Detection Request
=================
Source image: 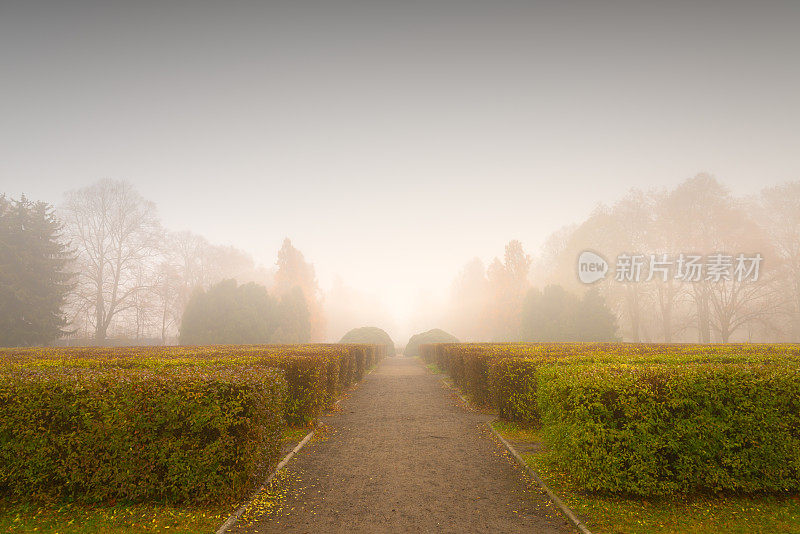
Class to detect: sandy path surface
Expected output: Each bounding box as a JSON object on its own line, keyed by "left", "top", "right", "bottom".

{"left": 231, "top": 356, "right": 572, "bottom": 534}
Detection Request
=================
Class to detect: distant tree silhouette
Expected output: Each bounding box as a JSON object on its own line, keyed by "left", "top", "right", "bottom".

{"left": 62, "top": 179, "right": 162, "bottom": 343}
{"left": 486, "top": 240, "right": 531, "bottom": 340}
{"left": 274, "top": 238, "right": 325, "bottom": 341}
{"left": 179, "top": 279, "right": 310, "bottom": 345}
{"left": 0, "top": 195, "right": 74, "bottom": 346}
{"left": 519, "top": 285, "right": 618, "bottom": 342}
{"left": 273, "top": 286, "right": 311, "bottom": 344}
{"left": 760, "top": 182, "right": 800, "bottom": 340}
{"left": 447, "top": 258, "right": 491, "bottom": 340}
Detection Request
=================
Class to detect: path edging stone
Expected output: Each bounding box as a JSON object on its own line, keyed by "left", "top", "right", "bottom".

{"left": 214, "top": 422, "right": 320, "bottom": 534}
{"left": 487, "top": 423, "right": 594, "bottom": 534}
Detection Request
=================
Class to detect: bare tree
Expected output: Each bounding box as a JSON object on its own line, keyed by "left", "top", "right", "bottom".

{"left": 608, "top": 191, "right": 656, "bottom": 342}
{"left": 151, "top": 261, "right": 183, "bottom": 343}
{"left": 707, "top": 273, "right": 782, "bottom": 342}
{"left": 662, "top": 174, "right": 734, "bottom": 342}
{"left": 759, "top": 182, "right": 800, "bottom": 340}
{"left": 564, "top": 192, "right": 656, "bottom": 342}
{"left": 62, "top": 179, "right": 162, "bottom": 343}
{"left": 543, "top": 175, "right": 789, "bottom": 343}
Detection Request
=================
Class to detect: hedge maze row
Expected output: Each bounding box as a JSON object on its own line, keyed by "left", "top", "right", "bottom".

{"left": 420, "top": 342, "right": 800, "bottom": 496}
{"left": 0, "top": 343, "right": 385, "bottom": 504}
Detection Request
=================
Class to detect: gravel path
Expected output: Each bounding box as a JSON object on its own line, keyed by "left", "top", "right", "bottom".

{"left": 231, "top": 356, "right": 573, "bottom": 534}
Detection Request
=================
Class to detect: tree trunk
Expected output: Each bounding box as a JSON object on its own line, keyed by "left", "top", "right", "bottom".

{"left": 794, "top": 284, "right": 800, "bottom": 342}
{"left": 695, "top": 284, "right": 711, "bottom": 343}
{"left": 95, "top": 285, "right": 106, "bottom": 343}
{"left": 95, "top": 322, "right": 107, "bottom": 343}
{"left": 659, "top": 280, "right": 673, "bottom": 343}
{"left": 720, "top": 326, "right": 731, "bottom": 343}
{"left": 161, "top": 304, "right": 168, "bottom": 344}
{"left": 627, "top": 285, "right": 640, "bottom": 342}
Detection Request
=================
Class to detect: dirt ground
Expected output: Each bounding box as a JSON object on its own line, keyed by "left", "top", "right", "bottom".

{"left": 230, "top": 356, "right": 573, "bottom": 534}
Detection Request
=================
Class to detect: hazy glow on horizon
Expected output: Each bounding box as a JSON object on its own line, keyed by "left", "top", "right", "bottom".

{"left": 2, "top": 1, "right": 799, "bottom": 340}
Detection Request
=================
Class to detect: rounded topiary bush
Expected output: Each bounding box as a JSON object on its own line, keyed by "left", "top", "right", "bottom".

{"left": 339, "top": 326, "right": 396, "bottom": 357}
{"left": 404, "top": 328, "right": 459, "bottom": 358}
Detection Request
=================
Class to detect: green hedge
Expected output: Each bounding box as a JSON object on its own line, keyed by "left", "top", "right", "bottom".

{"left": 163, "top": 345, "right": 349, "bottom": 424}
{"left": 0, "top": 343, "right": 384, "bottom": 504}
{"left": 404, "top": 329, "right": 459, "bottom": 358}
{"left": 538, "top": 364, "right": 800, "bottom": 495}
{"left": 422, "top": 342, "right": 800, "bottom": 496}
{"left": 488, "top": 358, "right": 540, "bottom": 423}
{"left": 267, "top": 353, "right": 329, "bottom": 425}
{"left": 0, "top": 365, "right": 287, "bottom": 504}
{"left": 339, "top": 327, "right": 396, "bottom": 357}
{"left": 420, "top": 344, "right": 504, "bottom": 406}
{"left": 0, "top": 344, "right": 382, "bottom": 426}
{"left": 423, "top": 342, "right": 800, "bottom": 422}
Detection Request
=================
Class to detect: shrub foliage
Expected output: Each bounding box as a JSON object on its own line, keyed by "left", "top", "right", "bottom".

{"left": 420, "top": 342, "right": 800, "bottom": 496}
{"left": 0, "top": 195, "right": 73, "bottom": 346}
{"left": 179, "top": 280, "right": 311, "bottom": 345}
{"left": 0, "top": 343, "right": 383, "bottom": 504}
{"left": 339, "top": 326, "right": 396, "bottom": 357}
{"left": 404, "top": 328, "right": 458, "bottom": 358}
{"left": 0, "top": 365, "right": 286, "bottom": 504}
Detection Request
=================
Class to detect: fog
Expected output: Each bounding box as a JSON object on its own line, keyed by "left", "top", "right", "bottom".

{"left": 1, "top": 1, "right": 799, "bottom": 345}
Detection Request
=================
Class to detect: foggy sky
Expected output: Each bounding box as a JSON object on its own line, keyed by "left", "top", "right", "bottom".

{"left": 2, "top": 1, "right": 799, "bottom": 337}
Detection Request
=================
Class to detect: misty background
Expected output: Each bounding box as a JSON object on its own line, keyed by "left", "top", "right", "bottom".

{"left": 1, "top": 1, "right": 799, "bottom": 344}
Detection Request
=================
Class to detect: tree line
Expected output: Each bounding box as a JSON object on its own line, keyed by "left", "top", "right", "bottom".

{"left": 0, "top": 179, "right": 324, "bottom": 346}
{"left": 444, "top": 174, "right": 800, "bottom": 343}
{"left": 444, "top": 240, "right": 619, "bottom": 342}
{"left": 5, "top": 173, "right": 799, "bottom": 346}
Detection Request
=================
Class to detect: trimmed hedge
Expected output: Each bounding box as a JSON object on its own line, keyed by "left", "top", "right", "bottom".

{"left": 339, "top": 327, "right": 396, "bottom": 357}
{"left": 422, "top": 342, "right": 800, "bottom": 418}
{"left": 0, "top": 365, "right": 286, "bottom": 504}
{"left": 0, "top": 343, "right": 383, "bottom": 425}
{"left": 420, "top": 342, "right": 800, "bottom": 496}
{"left": 0, "top": 343, "right": 384, "bottom": 503}
{"left": 538, "top": 363, "right": 800, "bottom": 495}
{"left": 488, "top": 357, "right": 540, "bottom": 423}
{"left": 404, "top": 329, "right": 458, "bottom": 358}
